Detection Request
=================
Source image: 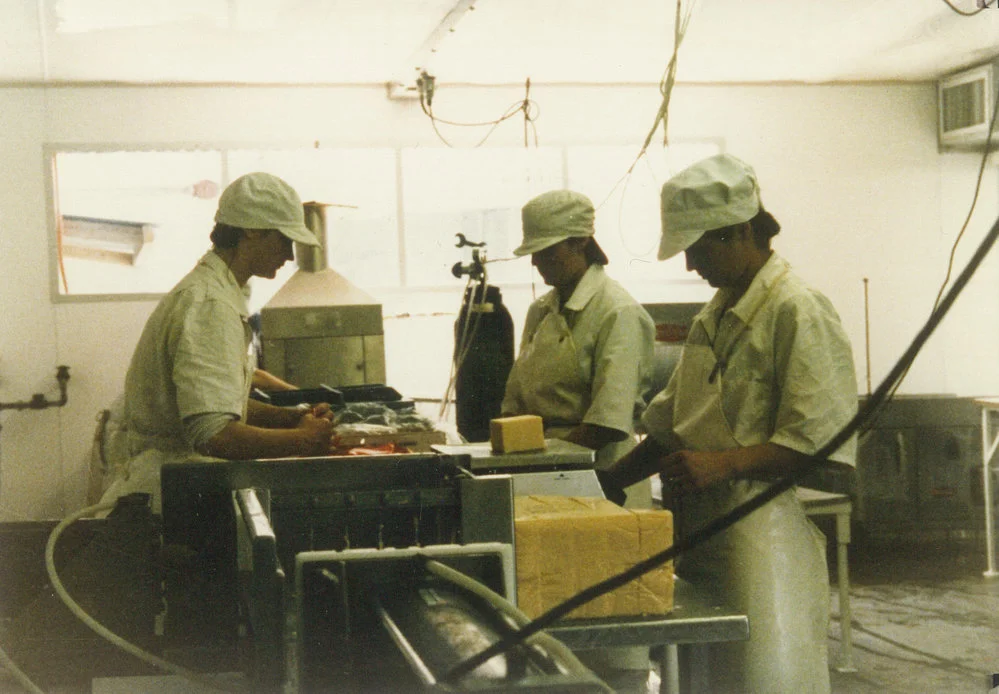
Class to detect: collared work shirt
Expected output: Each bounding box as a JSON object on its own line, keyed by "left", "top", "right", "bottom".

{"left": 121, "top": 250, "right": 252, "bottom": 457}
{"left": 502, "top": 264, "right": 655, "bottom": 437}
{"left": 643, "top": 253, "right": 858, "bottom": 466}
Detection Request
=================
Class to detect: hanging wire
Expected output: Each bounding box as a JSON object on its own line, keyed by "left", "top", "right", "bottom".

{"left": 632, "top": 0, "right": 696, "bottom": 168}
{"left": 593, "top": 0, "right": 695, "bottom": 259}
{"left": 939, "top": 0, "right": 989, "bottom": 16}
{"left": 860, "top": 76, "right": 999, "bottom": 435}
{"left": 419, "top": 75, "right": 540, "bottom": 149}
{"left": 438, "top": 264, "right": 491, "bottom": 424}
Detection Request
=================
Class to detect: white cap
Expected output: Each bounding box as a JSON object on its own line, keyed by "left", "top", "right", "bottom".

{"left": 215, "top": 172, "right": 320, "bottom": 247}
{"left": 516, "top": 190, "right": 597, "bottom": 256}
{"left": 658, "top": 154, "right": 761, "bottom": 260}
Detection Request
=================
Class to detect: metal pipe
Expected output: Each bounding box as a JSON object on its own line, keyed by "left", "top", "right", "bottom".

{"left": 863, "top": 278, "right": 871, "bottom": 396}
{"left": 297, "top": 202, "right": 329, "bottom": 273}
{"left": 981, "top": 406, "right": 999, "bottom": 578}
{"left": 0, "top": 366, "right": 71, "bottom": 412}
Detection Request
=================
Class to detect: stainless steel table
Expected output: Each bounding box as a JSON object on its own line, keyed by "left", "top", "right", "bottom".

{"left": 546, "top": 578, "right": 748, "bottom": 694}
{"left": 432, "top": 439, "right": 604, "bottom": 497}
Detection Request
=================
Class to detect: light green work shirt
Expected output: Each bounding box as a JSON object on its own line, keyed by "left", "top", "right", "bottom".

{"left": 121, "top": 250, "right": 253, "bottom": 457}
{"left": 643, "top": 253, "right": 858, "bottom": 466}
{"left": 502, "top": 264, "right": 656, "bottom": 437}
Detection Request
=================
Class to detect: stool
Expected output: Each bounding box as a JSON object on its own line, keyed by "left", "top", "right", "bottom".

{"left": 795, "top": 486, "right": 856, "bottom": 673}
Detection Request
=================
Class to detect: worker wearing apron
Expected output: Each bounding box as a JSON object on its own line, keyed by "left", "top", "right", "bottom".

{"left": 603, "top": 154, "right": 857, "bottom": 693}
{"left": 500, "top": 189, "right": 656, "bottom": 504}
{"left": 500, "top": 190, "right": 656, "bottom": 691}
{"left": 100, "top": 173, "right": 335, "bottom": 513}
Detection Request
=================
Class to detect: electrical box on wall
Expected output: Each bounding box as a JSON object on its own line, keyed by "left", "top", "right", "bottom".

{"left": 938, "top": 58, "right": 999, "bottom": 151}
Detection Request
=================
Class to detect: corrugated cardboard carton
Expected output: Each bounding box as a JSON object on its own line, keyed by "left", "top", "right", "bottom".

{"left": 514, "top": 495, "right": 673, "bottom": 620}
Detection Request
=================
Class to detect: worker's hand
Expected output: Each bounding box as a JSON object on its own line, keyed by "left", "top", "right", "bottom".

{"left": 595, "top": 469, "right": 628, "bottom": 506}
{"left": 297, "top": 414, "right": 335, "bottom": 456}
{"left": 661, "top": 450, "right": 735, "bottom": 493}
{"left": 308, "top": 402, "right": 336, "bottom": 422}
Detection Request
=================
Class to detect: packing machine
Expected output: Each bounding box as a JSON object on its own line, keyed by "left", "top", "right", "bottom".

{"left": 157, "top": 452, "right": 607, "bottom": 693}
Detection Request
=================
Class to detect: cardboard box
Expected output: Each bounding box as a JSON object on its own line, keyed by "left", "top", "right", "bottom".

{"left": 514, "top": 495, "right": 673, "bottom": 620}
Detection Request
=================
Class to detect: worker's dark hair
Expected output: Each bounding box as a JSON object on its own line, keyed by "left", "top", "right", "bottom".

{"left": 583, "top": 237, "right": 609, "bottom": 266}
{"left": 749, "top": 207, "right": 780, "bottom": 249}
{"left": 210, "top": 223, "right": 244, "bottom": 249}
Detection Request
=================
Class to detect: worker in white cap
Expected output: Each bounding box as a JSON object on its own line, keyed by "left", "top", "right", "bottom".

{"left": 501, "top": 189, "right": 655, "bottom": 478}
{"left": 501, "top": 189, "right": 656, "bottom": 690}
{"left": 602, "top": 153, "right": 858, "bottom": 693}
{"left": 101, "top": 172, "right": 335, "bottom": 513}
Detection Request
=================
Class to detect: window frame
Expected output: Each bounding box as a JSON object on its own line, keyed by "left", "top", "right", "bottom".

{"left": 44, "top": 138, "right": 724, "bottom": 304}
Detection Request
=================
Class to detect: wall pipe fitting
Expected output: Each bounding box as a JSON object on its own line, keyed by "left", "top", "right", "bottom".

{"left": 0, "top": 365, "right": 71, "bottom": 412}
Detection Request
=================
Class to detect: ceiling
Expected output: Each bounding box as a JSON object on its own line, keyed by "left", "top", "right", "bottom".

{"left": 2, "top": 0, "right": 999, "bottom": 87}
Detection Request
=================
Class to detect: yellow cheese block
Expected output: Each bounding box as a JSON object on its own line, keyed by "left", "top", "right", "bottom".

{"left": 514, "top": 495, "right": 673, "bottom": 619}
{"left": 490, "top": 415, "right": 546, "bottom": 454}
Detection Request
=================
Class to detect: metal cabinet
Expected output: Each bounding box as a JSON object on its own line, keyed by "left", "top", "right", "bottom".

{"left": 856, "top": 395, "right": 989, "bottom": 538}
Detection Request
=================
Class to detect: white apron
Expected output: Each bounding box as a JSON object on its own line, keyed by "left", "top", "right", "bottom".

{"left": 506, "top": 310, "right": 648, "bottom": 505}
{"left": 670, "top": 335, "right": 831, "bottom": 693}
{"left": 100, "top": 351, "right": 255, "bottom": 515}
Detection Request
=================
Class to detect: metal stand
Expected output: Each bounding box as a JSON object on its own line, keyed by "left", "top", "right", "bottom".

{"left": 797, "top": 487, "right": 856, "bottom": 673}
{"left": 546, "top": 579, "right": 749, "bottom": 694}
{"left": 975, "top": 399, "right": 999, "bottom": 579}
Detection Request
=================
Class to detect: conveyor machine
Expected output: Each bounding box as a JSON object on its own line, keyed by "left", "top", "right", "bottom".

{"left": 159, "top": 453, "right": 606, "bottom": 693}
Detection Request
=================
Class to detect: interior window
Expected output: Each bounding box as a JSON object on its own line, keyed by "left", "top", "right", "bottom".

{"left": 53, "top": 149, "right": 223, "bottom": 296}
{"left": 48, "top": 142, "right": 718, "bottom": 302}
{"left": 567, "top": 141, "right": 722, "bottom": 301}
{"left": 399, "top": 147, "right": 564, "bottom": 288}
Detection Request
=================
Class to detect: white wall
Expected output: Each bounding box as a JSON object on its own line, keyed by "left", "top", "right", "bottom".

{"left": 0, "top": 82, "right": 995, "bottom": 521}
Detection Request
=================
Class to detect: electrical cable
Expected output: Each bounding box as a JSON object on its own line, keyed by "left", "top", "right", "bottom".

{"left": 440, "top": 269, "right": 490, "bottom": 422}
{"left": 443, "top": 188, "right": 999, "bottom": 685}
{"left": 440, "top": 268, "right": 490, "bottom": 424}
{"left": 633, "top": 0, "right": 695, "bottom": 163}
{"left": 844, "top": 591, "right": 999, "bottom": 628}
{"left": 439, "top": 275, "right": 474, "bottom": 421}
{"left": 45, "top": 501, "right": 242, "bottom": 693}
{"left": 939, "top": 0, "right": 988, "bottom": 16}
{"left": 419, "top": 78, "right": 540, "bottom": 149}
{"left": 840, "top": 620, "right": 987, "bottom": 677}
{"left": 593, "top": 0, "right": 694, "bottom": 259}
{"left": 0, "top": 643, "right": 44, "bottom": 694}
{"left": 421, "top": 558, "right": 612, "bottom": 692}
{"left": 860, "top": 70, "right": 999, "bottom": 434}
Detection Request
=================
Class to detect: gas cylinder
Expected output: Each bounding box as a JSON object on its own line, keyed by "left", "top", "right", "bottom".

{"left": 453, "top": 284, "right": 515, "bottom": 443}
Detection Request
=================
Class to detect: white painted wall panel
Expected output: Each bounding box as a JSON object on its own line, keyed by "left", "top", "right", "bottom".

{"left": 0, "top": 82, "right": 994, "bottom": 520}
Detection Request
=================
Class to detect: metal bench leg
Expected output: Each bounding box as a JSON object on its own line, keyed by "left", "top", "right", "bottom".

{"left": 658, "top": 644, "right": 680, "bottom": 694}
{"left": 834, "top": 510, "right": 856, "bottom": 672}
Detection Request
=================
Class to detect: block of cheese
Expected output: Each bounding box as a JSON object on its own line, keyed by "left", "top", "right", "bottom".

{"left": 514, "top": 495, "right": 673, "bottom": 620}
{"left": 490, "top": 415, "right": 546, "bottom": 454}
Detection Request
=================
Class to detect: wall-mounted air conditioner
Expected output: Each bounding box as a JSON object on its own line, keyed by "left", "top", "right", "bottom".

{"left": 938, "top": 58, "right": 999, "bottom": 151}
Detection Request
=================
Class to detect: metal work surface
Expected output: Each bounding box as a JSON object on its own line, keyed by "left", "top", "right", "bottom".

{"left": 545, "top": 578, "right": 748, "bottom": 650}
{"left": 432, "top": 438, "right": 595, "bottom": 472}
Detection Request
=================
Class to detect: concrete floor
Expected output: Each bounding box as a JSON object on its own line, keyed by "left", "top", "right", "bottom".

{"left": 827, "top": 535, "right": 999, "bottom": 694}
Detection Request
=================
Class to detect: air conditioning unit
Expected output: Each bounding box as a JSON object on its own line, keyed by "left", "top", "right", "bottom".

{"left": 938, "top": 58, "right": 999, "bottom": 151}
